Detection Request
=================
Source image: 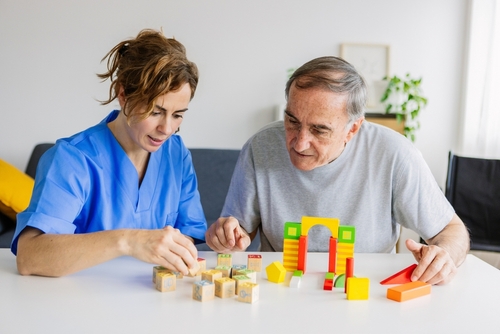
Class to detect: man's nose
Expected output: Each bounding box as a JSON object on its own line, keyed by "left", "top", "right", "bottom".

{"left": 293, "top": 127, "right": 311, "bottom": 152}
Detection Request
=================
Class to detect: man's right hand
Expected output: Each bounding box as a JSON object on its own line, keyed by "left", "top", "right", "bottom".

{"left": 205, "top": 217, "right": 251, "bottom": 253}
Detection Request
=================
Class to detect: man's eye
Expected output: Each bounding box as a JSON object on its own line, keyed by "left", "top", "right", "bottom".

{"left": 312, "top": 128, "right": 328, "bottom": 136}
{"left": 174, "top": 114, "right": 184, "bottom": 119}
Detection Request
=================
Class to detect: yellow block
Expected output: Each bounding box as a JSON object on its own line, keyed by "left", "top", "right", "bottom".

{"left": 347, "top": 277, "right": 370, "bottom": 300}
{"left": 266, "top": 261, "right": 286, "bottom": 283}
{"left": 301, "top": 216, "right": 339, "bottom": 237}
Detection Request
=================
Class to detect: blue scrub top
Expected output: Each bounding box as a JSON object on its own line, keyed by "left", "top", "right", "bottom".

{"left": 11, "top": 110, "right": 207, "bottom": 254}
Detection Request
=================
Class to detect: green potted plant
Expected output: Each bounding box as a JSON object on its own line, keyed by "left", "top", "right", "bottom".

{"left": 380, "top": 73, "right": 428, "bottom": 142}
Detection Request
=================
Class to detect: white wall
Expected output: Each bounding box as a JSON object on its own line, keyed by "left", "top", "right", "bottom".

{"left": 0, "top": 0, "right": 467, "bottom": 189}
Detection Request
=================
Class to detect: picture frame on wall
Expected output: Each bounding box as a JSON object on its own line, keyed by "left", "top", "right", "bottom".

{"left": 340, "top": 43, "right": 390, "bottom": 112}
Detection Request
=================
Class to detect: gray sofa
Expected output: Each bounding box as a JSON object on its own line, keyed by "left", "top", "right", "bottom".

{"left": 0, "top": 143, "right": 54, "bottom": 248}
{"left": 0, "top": 144, "right": 260, "bottom": 251}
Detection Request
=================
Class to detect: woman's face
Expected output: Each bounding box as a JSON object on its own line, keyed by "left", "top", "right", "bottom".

{"left": 119, "top": 83, "right": 192, "bottom": 153}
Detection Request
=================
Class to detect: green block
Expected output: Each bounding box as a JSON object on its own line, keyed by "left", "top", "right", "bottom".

{"left": 284, "top": 222, "right": 301, "bottom": 240}
{"left": 334, "top": 273, "right": 345, "bottom": 288}
{"left": 338, "top": 225, "right": 356, "bottom": 244}
{"left": 325, "top": 272, "right": 335, "bottom": 280}
{"left": 293, "top": 270, "right": 303, "bottom": 277}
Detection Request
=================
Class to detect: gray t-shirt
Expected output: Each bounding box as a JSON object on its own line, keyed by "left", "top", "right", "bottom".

{"left": 222, "top": 121, "right": 454, "bottom": 253}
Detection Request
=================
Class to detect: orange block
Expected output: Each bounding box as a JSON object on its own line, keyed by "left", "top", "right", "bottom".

{"left": 387, "top": 281, "right": 431, "bottom": 302}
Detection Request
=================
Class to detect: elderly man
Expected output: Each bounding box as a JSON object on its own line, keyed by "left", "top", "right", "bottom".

{"left": 206, "top": 56, "right": 469, "bottom": 285}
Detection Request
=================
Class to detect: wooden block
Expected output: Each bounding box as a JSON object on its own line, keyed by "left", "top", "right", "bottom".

{"left": 283, "top": 239, "right": 299, "bottom": 271}
{"left": 233, "top": 275, "right": 252, "bottom": 295}
{"left": 289, "top": 272, "right": 302, "bottom": 288}
{"left": 266, "top": 261, "right": 286, "bottom": 283}
{"left": 380, "top": 264, "right": 418, "bottom": 285}
{"left": 231, "top": 265, "right": 247, "bottom": 277}
{"left": 168, "top": 270, "right": 184, "bottom": 279}
{"left": 215, "top": 265, "right": 232, "bottom": 278}
{"left": 347, "top": 277, "right": 370, "bottom": 300}
{"left": 247, "top": 254, "right": 262, "bottom": 272}
{"left": 345, "top": 257, "right": 354, "bottom": 293}
{"left": 201, "top": 269, "right": 223, "bottom": 283}
{"left": 197, "top": 258, "right": 207, "bottom": 274}
{"left": 237, "top": 282, "right": 259, "bottom": 303}
{"left": 387, "top": 281, "right": 431, "bottom": 302}
{"left": 297, "top": 235, "right": 308, "bottom": 274}
{"left": 336, "top": 243, "right": 354, "bottom": 274}
{"left": 215, "top": 277, "right": 236, "bottom": 298}
{"left": 217, "top": 254, "right": 232, "bottom": 267}
{"left": 155, "top": 272, "right": 176, "bottom": 292}
{"left": 186, "top": 258, "right": 202, "bottom": 277}
{"left": 192, "top": 280, "right": 215, "bottom": 302}
{"left": 237, "top": 269, "right": 257, "bottom": 283}
{"left": 334, "top": 273, "right": 345, "bottom": 288}
{"left": 153, "top": 266, "right": 170, "bottom": 284}
{"left": 328, "top": 237, "right": 338, "bottom": 273}
{"left": 338, "top": 225, "right": 356, "bottom": 244}
{"left": 323, "top": 279, "right": 334, "bottom": 291}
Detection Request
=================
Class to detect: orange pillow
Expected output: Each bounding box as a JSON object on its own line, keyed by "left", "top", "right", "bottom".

{"left": 0, "top": 159, "right": 34, "bottom": 220}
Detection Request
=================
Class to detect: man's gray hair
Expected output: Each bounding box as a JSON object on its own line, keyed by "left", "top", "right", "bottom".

{"left": 285, "top": 56, "right": 367, "bottom": 123}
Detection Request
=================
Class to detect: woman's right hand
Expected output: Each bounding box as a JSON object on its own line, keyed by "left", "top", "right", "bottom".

{"left": 125, "top": 226, "right": 199, "bottom": 275}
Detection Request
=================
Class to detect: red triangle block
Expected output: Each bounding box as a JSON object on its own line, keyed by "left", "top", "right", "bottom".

{"left": 380, "top": 263, "right": 417, "bottom": 285}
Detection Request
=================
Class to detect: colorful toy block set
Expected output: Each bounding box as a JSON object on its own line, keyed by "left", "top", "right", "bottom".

{"left": 151, "top": 216, "right": 431, "bottom": 304}
{"left": 153, "top": 253, "right": 262, "bottom": 304}
{"left": 272, "top": 216, "right": 431, "bottom": 302}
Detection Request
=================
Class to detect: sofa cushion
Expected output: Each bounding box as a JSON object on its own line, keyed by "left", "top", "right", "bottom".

{"left": 0, "top": 159, "right": 34, "bottom": 221}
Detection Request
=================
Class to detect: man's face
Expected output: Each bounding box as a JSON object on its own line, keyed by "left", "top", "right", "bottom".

{"left": 284, "top": 84, "right": 363, "bottom": 171}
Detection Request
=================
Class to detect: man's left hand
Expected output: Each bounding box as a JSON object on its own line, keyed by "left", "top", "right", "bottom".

{"left": 405, "top": 239, "right": 458, "bottom": 285}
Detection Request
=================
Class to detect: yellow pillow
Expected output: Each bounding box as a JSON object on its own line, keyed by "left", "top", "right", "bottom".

{"left": 0, "top": 159, "right": 34, "bottom": 220}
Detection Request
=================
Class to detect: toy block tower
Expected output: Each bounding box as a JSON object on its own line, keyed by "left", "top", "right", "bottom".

{"left": 214, "top": 277, "right": 236, "bottom": 298}
{"left": 283, "top": 222, "right": 301, "bottom": 271}
{"left": 192, "top": 280, "right": 215, "bottom": 302}
{"left": 155, "top": 272, "right": 176, "bottom": 292}
{"left": 336, "top": 226, "right": 355, "bottom": 274}
{"left": 247, "top": 254, "right": 262, "bottom": 272}
{"left": 237, "top": 282, "right": 259, "bottom": 303}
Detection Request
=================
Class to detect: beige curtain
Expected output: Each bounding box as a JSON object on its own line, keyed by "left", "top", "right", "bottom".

{"left": 460, "top": 0, "right": 500, "bottom": 158}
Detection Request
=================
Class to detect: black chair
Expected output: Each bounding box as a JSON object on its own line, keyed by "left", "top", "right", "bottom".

{"left": 445, "top": 151, "right": 500, "bottom": 252}
{"left": 0, "top": 143, "right": 55, "bottom": 248}
{"left": 190, "top": 148, "right": 260, "bottom": 251}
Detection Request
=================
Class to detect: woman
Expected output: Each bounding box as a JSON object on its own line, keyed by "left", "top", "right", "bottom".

{"left": 12, "top": 29, "right": 207, "bottom": 277}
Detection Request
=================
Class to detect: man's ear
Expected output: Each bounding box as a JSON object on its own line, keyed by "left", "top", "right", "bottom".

{"left": 344, "top": 117, "right": 364, "bottom": 144}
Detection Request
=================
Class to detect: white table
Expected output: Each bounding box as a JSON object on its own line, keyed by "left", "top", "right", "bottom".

{"left": 1, "top": 250, "right": 498, "bottom": 333}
